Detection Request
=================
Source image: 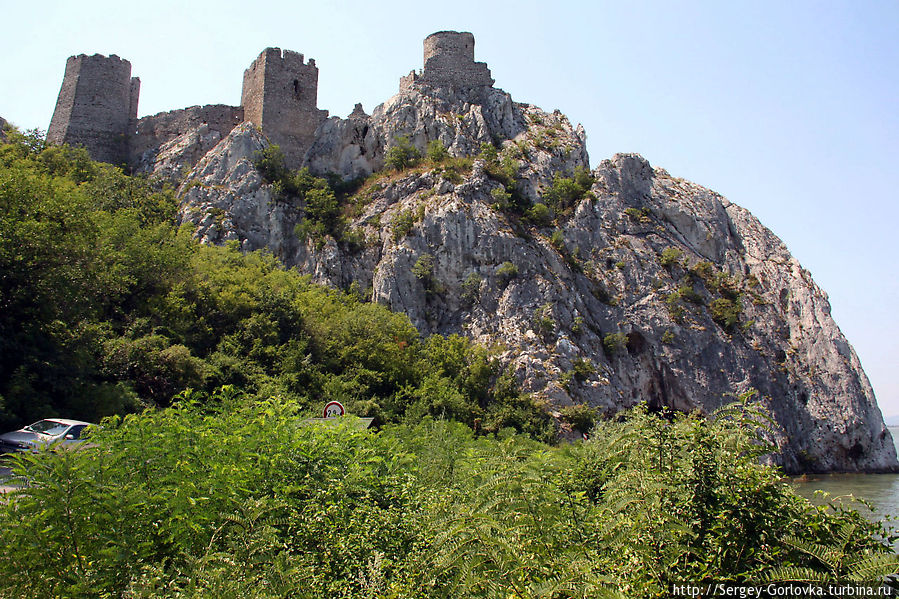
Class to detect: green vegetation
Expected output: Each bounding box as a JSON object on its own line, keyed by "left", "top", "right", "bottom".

{"left": 391, "top": 207, "right": 417, "bottom": 241}
{"left": 711, "top": 297, "right": 743, "bottom": 332}
{"left": 542, "top": 166, "right": 593, "bottom": 216}
{"left": 603, "top": 332, "right": 628, "bottom": 357}
{"left": 426, "top": 138, "right": 449, "bottom": 162}
{"left": 385, "top": 135, "right": 422, "bottom": 170}
{"left": 253, "top": 145, "right": 352, "bottom": 249}
{"left": 571, "top": 357, "right": 595, "bottom": 380}
{"left": 532, "top": 303, "right": 555, "bottom": 339}
{"left": 559, "top": 403, "right": 598, "bottom": 433}
{"left": 658, "top": 252, "right": 747, "bottom": 332}
{"left": 659, "top": 246, "right": 684, "bottom": 268}
{"left": 3, "top": 130, "right": 896, "bottom": 599}
{"left": 0, "top": 131, "right": 546, "bottom": 436}
{"left": 479, "top": 142, "right": 527, "bottom": 214}
{"left": 624, "top": 206, "right": 652, "bottom": 222}
{"left": 460, "top": 272, "right": 482, "bottom": 306}
{"left": 496, "top": 261, "right": 519, "bottom": 287}
{"left": 524, "top": 201, "right": 552, "bottom": 226}
{"left": 2, "top": 393, "right": 894, "bottom": 598}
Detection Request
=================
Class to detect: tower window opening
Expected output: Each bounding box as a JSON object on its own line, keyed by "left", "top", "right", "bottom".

{"left": 293, "top": 79, "right": 300, "bottom": 99}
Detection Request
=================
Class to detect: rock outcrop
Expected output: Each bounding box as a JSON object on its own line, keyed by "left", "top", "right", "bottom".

{"left": 144, "top": 35, "right": 897, "bottom": 474}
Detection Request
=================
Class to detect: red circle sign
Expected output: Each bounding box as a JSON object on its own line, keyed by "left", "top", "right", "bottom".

{"left": 322, "top": 401, "right": 345, "bottom": 418}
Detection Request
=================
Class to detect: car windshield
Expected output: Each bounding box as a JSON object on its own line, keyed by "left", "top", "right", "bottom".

{"left": 25, "top": 420, "right": 70, "bottom": 436}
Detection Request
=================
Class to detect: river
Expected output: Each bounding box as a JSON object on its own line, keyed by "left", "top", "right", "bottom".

{"left": 791, "top": 426, "right": 899, "bottom": 535}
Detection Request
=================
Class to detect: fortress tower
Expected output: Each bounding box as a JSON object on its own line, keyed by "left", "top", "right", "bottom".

{"left": 46, "top": 54, "right": 139, "bottom": 164}
{"left": 400, "top": 31, "right": 494, "bottom": 94}
{"left": 241, "top": 48, "right": 328, "bottom": 168}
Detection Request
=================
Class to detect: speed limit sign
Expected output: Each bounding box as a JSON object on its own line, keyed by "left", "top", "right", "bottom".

{"left": 322, "top": 401, "right": 345, "bottom": 418}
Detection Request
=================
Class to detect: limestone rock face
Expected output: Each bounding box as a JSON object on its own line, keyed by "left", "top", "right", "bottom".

{"left": 170, "top": 85, "right": 895, "bottom": 474}
{"left": 134, "top": 123, "right": 230, "bottom": 185}
{"left": 305, "top": 86, "right": 588, "bottom": 201}
{"left": 176, "top": 123, "right": 302, "bottom": 262}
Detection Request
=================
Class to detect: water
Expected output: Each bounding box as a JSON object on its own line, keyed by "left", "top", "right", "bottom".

{"left": 791, "top": 426, "right": 899, "bottom": 533}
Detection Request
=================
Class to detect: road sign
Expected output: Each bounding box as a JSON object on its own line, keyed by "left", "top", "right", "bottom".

{"left": 322, "top": 401, "right": 345, "bottom": 418}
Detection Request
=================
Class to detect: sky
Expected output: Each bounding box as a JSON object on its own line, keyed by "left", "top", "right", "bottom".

{"left": 2, "top": 1, "right": 897, "bottom": 417}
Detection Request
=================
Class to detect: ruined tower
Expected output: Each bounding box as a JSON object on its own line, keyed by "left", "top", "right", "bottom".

{"left": 241, "top": 48, "right": 328, "bottom": 168}
{"left": 46, "top": 54, "right": 139, "bottom": 164}
{"left": 400, "top": 31, "right": 494, "bottom": 93}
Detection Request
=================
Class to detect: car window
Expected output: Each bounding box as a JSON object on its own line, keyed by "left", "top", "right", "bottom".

{"left": 67, "top": 425, "right": 86, "bottom": 440}
{"left": 26, "top": 420, "right": 69, "bottom": 436}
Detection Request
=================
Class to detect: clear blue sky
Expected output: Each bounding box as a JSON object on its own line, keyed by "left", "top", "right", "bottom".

{"left": 3, "top": 1, "right": 897, "bottom": 417}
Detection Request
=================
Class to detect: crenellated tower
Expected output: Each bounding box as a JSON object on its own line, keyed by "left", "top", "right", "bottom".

{"left": 46, "top": 54, "right": 139, "bottom": 164}
{"left": 241, "top": 48, "right": 328, "bottom": 168}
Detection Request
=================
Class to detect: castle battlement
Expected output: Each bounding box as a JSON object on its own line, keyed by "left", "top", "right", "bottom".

{"left": 46, "top": 32, "right": 493, "bottom": 169}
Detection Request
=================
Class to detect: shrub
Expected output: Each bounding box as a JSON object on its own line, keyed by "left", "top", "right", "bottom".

{"left": 426, "top": 139, "right": 449, "bottom": 163}
{"left": 603, "top": 332, "right": 628, "bottom": 357}
{"left": 543, "top": 166, "right": 593, "bottom": 215}
{"left": 678, "top": 284, "right": 704, "bottom": 305}
{"left": 624, "top": 207, "right": 651, "bottom": 222}
{"left": 549, "top": 229, "right": 565, "bottom": 251}
{"left": 391, "top": 208, "right": 416, "bottom": 241}
{"left": 710, "top": 297, "right": 742, "bottom": 332}
{"left": 560, "top": 403, "right": 598, "bottom": 434}
{"left": 659, "top": 247, "right": 684, "bottom": 268}
{"left": 496, "top": 261, "right": 519, "bottom": 287}
{"left": 524, "top": 202, "right": 552, "bottom": 226}
{"left": 490, "top": 186, "right": 512, "bottom": 210}
{"left": 532, "top": 303, "right": 555, "bottom": 339}
{"left": 460, "top": 272, "right": 482, "bottom": 306}
{"left": 571, "top": 357, "right": 595, "bottom": 381}
{"left": 412, "top": 253, "right": 435, "bottom": 283}
{"left": 385, "top": 135, "right": 421, "bottom": 170}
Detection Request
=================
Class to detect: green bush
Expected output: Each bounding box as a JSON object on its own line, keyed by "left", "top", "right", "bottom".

{"left": 711, "top": 297, "right": 742, "bottom": 332}
{"left": 543, "top": 166, "right": 593, "bottom": 215}
{"left": 659, "top": 247, "right": 684, "bottom": 268}
{"left": 603, "top": 332, "right": 628, "bottom": 357}
{"left": 624, "top": 206, "right": 651, "bottom": 222}
{"left": 524, "top": 202, "right": 552, "bottom": 226}
{"left": 560, "top": 403, "right": 598, "bottom": 433}
{"left": 532, "top": 303, "right": 555, "bottom": 339}
{"left": 549, "top": 229, "right": 565, "bottom": 251}
{"left": 496, "top": 261, "right": 519, "bottom": 287}
{"left": 391, "top": 208, "right": 416, "bottom": 241}
{"left": 385, "top": 135, "right": 422, "bottom": 170}
{"left": 426, "top": 139, "right": 449, "bottom": 163}
{"left": 571, "top": 357, "right": 595, "bottom": 380}
{"left": 2, "top": 394, "right": 892, "bottom": 598}
{"left": 460, "top": 272, "right": 482, "bottom": 306}
{"left": 412, "top": 253, "right": 436, "bottom": 291}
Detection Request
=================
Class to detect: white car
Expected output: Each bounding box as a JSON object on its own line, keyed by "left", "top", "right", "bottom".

{"left": 0, "top": 419, "right": 96, "bottom": 453}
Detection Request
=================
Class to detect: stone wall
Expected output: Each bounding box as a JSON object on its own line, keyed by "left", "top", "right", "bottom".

{"left": 46, "top": 54, "right": 139, "bottom": 164}
{"left": 400, "top": 31, "right": 494, "bottom": 93}
{"left": 130, "top": 104, "right": 244, "bottom": 163}
{"left": 241, "top": 48, "right": 328, "bottom": 168}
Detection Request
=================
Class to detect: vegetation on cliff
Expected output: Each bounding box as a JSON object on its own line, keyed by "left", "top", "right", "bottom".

{"left": 2, "top": 131, "right": 897, "bottom": 597}
{"left": 0, "top": 130, "right": 549, "bottom": 438}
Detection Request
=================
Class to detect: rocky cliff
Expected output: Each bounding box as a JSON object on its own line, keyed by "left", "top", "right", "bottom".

{"left": 146, "top": 54, "right": 893, "bottom": 474}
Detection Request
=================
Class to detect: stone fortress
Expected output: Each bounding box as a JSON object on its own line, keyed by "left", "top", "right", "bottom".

{"left": 46, "top": 31, "right": 493, "bottom": 170}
